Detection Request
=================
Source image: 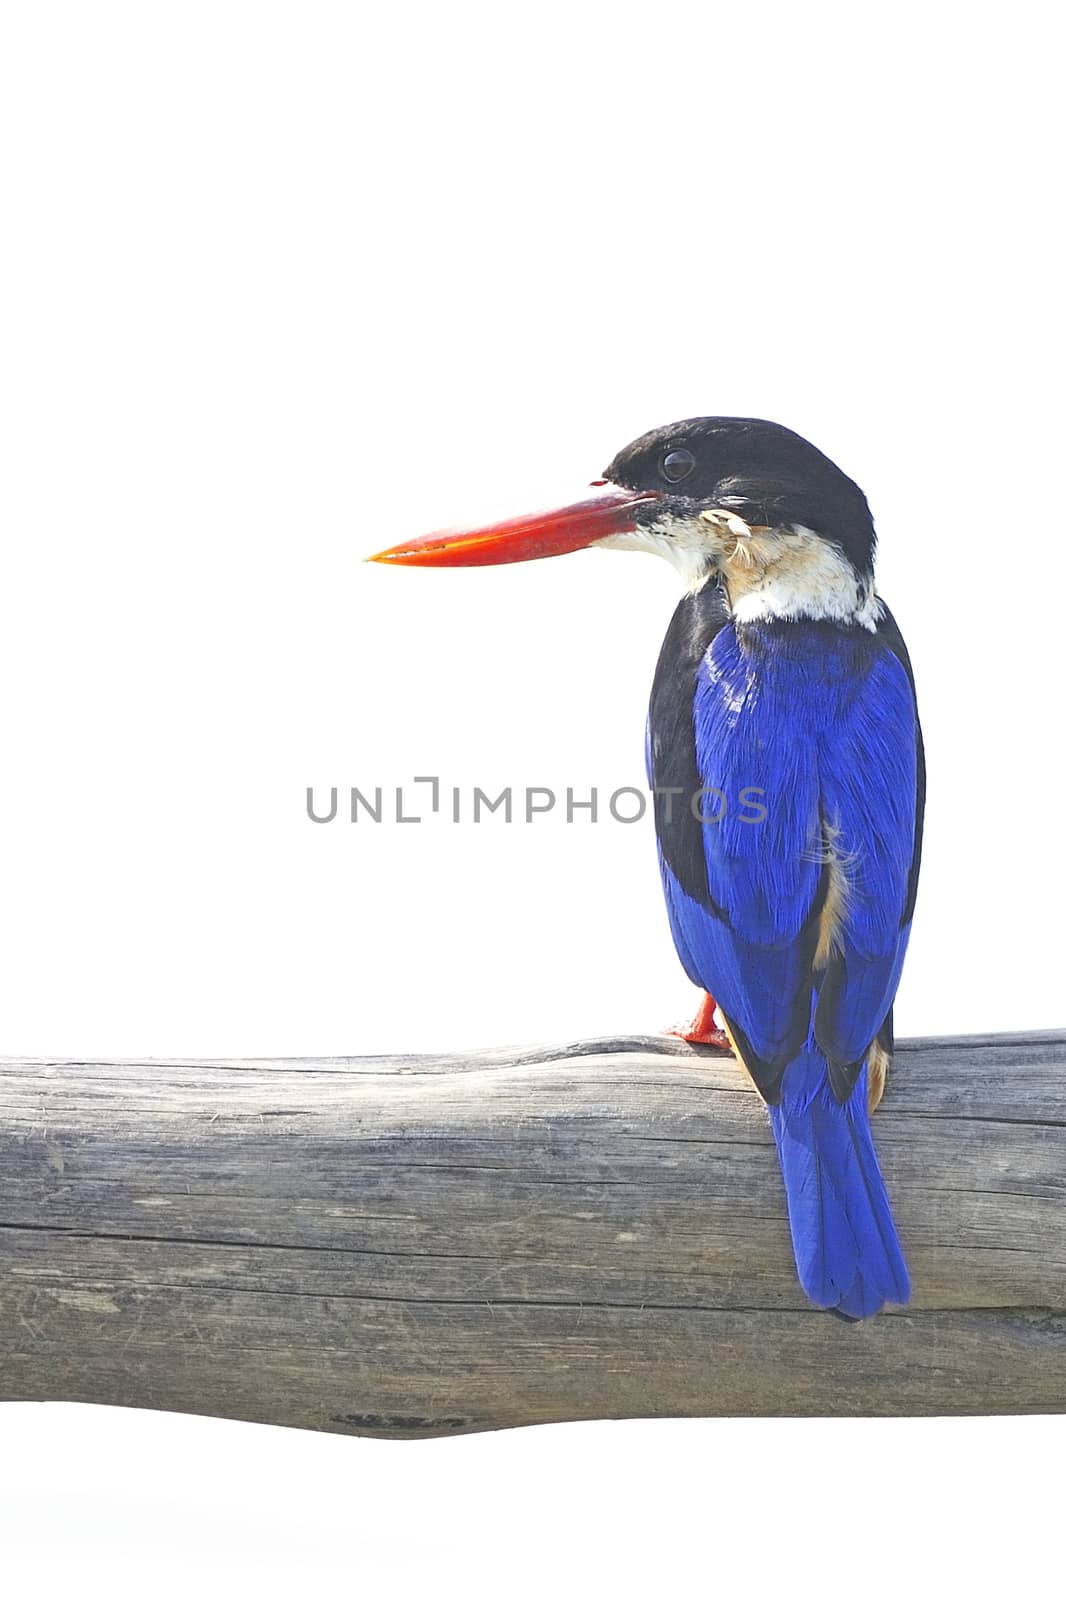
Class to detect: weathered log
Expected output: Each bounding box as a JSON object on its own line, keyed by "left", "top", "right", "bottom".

{"left": 1, "top": 1032, "right": 1064, "bottom": 1437}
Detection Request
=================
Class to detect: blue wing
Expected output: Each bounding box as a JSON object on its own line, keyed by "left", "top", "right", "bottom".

{"left": 658, "top": 616, "right": 919, "bottom": 1099}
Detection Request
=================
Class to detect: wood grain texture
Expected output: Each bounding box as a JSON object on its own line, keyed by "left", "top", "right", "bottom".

{"left": 1, "top": 1032, "right": 1064, "bottom": 1437}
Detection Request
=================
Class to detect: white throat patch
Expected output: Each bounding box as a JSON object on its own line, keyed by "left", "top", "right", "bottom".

{"left": 599, "top": 519, "right": 716, "bottom": 589}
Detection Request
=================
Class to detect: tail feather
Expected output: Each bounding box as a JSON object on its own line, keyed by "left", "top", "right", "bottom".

{"left": 768, "top": 1043, "right": 909, "bottom": 1319}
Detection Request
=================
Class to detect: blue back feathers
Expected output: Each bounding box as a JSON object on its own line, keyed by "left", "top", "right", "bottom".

{"left": 657, "top": 616, "right": 919, "bottom": 1318}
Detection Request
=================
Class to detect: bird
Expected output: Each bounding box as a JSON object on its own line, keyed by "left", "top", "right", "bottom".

{"left": 369, "top": 416, "right": 924, "bottom": 1319}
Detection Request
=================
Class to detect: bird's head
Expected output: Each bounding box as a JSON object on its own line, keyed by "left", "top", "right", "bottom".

{"left": 370, "top": 417, "right": 879, "bottom": 626}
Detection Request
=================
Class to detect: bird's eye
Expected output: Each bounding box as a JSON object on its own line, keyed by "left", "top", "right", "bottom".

{"left": 661, "top": 448, "right": 696, "bottom": 484}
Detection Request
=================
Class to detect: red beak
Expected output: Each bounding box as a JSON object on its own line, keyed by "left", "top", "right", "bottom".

{"left": 367, "top": 482, "right": 662, "bottom": 568}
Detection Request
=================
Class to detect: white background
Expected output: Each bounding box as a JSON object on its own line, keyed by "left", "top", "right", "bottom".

{"left": 1, "top": 2, "right": 1063, "bottom": 1596}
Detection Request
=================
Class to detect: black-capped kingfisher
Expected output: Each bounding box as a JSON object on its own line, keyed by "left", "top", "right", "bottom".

{"left": 370, "top": 417, "right": 925, "bottom": 1319}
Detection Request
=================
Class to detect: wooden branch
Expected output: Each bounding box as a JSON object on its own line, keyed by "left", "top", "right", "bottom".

{"left": 2, "top": 1032, "right": 1065, "bottom": 1437}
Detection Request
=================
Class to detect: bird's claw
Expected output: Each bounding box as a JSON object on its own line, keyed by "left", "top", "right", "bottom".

{"left": 667, "top": 992, "right": 731, "bottom": 1050}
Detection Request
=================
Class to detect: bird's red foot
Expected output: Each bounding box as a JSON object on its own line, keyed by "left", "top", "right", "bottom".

{"left": 667, "top": 991, "right": 730, "bottom": 1050}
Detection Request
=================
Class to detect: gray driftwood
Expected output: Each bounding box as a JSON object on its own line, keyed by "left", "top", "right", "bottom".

{"left": 1, "top": 1032, "right": 1064, "bottom": 1437}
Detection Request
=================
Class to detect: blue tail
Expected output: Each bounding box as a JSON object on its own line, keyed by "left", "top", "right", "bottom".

{"left": 767, "top": 1043, "right": 910, "bottom": 1319}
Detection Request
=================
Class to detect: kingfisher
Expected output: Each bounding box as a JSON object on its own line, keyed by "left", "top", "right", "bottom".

{"left": 370, "top": 417, "right": 925, "bottom": 1319}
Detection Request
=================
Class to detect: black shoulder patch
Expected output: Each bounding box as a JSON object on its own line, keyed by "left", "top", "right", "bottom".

{"left": 647, "top": 580, "right": 730, "bottom": 907}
